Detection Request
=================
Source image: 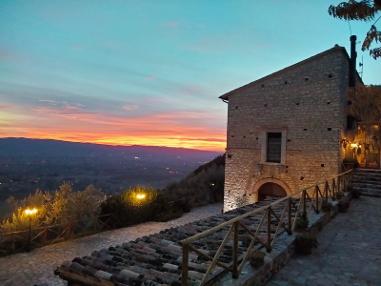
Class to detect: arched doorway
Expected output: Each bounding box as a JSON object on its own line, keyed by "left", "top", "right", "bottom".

{"left": 258, "top": 182, "right": 287, "bottom": 201}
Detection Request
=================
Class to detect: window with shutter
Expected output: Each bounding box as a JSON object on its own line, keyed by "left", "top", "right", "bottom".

{"left": 266, "top": 132, "right": 282, "bottom": 163}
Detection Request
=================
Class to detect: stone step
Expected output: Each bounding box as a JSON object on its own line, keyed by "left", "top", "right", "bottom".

{"left": 354, "top": 170, "right": 381, "bottom": 176}
{"left": 353, "top": 185, "right": 381, "bottom": 191}
{"left": 357, "top": 168, "right": 381, "bottom": 173}
{"left": 358, "top": 190, "right": 381, "bottom": 198}
{"left": 352, "top": 177, "right": 381, "bottom": 183}
{"left": 352, "top": 169, "right": 381, "bottom": 197}
{"left": 353, "top": 175, "right": 381, "bottom": 181}
{"left": 352, "top": 182, "right": 381, "bottom": 189}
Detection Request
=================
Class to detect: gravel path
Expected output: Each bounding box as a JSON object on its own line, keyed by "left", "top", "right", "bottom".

{"left": 0, "top": 203, "right": 222, "bottom": 286}
{"left": 267, "top": 196, "right": 381, "bottom": 286}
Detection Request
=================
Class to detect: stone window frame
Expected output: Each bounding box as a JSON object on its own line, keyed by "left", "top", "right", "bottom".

{"left": 260, "top": 129, "right": 287, "bottom": 165}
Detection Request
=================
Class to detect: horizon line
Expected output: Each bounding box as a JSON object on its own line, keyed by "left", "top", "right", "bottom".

{"left": 0, "top": 136, "right": 225, "bottom": 153}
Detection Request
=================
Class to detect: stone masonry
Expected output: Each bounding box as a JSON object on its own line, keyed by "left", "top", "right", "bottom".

{"left": 220, "top": 46, "right": 360, "bottom": 211}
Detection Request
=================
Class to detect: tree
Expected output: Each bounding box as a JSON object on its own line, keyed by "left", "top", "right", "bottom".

{"left": 329, "top": 0, "right": 381, "bottom": 59}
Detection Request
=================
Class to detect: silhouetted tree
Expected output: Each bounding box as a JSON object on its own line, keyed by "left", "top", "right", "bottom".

{"left": 329, "top": 0, "right": 381, "bottom": 59}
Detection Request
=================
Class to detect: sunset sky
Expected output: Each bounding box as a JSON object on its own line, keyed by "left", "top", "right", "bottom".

{"left": 0, "top": 1, "right": 379, "bottom": 151}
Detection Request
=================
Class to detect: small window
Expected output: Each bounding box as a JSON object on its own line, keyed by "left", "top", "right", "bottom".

{"left": 266, "top": 132, "right": 282, "bottom": 163}
{"left": 347, "top": 115, "right": 356, "bottom": 130}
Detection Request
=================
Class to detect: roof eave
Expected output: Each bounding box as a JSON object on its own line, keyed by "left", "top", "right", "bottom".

{"left": 217, "top": 45, "right": 350, "bottom": 102}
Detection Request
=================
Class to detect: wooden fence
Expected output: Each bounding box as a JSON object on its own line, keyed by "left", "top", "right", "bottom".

{"left": 180, "top": 169, "right": 353, "bottom": 285}
{"left": 0, "top": 213, "right": 113, "bottom": 256}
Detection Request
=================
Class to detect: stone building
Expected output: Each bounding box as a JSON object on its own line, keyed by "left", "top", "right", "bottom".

{"left": 220, "top": 37, "right": 379, "bottom": 211}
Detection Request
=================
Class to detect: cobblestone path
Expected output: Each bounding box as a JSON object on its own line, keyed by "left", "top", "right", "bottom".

{"left": 0, "top": 203, "right": 222, "bottom": 286}
{"left": 268, "top": 196, "right": 381, "bottom": 286}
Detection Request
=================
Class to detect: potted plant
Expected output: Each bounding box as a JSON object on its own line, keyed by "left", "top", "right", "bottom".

{"left": 249, "top": 250, "right": 265, "bottom": 268}
{"left": 321, "top": 200, "right": 332, "bottom": 212}
{"left": 335, "top": 191, "right": 344, "bottom": 200}
{"left": 350, "top": 188, "right": 361, "bottom": 199}
{"left": 295, "top": 232, "right": 318, "bottom": 255}
{"left": 338, "top": 197, "right": 350, "bottom": 212}
{"left": 342, "top": 158, "right": 359, "bottom": 170}
{"left": 294, "top": 213, "right": 309, "bottom": 231}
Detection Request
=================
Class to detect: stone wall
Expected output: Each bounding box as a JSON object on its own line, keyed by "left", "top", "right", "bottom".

{"left": 224, "top": 47, "right": 350, "bottom": 211}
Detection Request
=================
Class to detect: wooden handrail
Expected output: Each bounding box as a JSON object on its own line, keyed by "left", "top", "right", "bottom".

{"left": 180, "top": 169, "right": 353, "bottom": 285}
{"left": 181, "top": 169, "right": 352, "bottom": 245}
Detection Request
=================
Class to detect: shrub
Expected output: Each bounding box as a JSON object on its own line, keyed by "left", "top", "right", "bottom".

{"left": 0, "top": 189, "right": 51, "bottom": 232}
{"left": 160, "top": 155, "right": 225, "bottom": 209}
{"left": 100, "top": 185, "right": 159, "bottom": 227}
{"left": 151, "top": 193, "right": 184, "bottom": 222}
{"left": 99, "top": 195, "right": 128, "bottom": 228}
{"left": 0, "top": 183, "right": 105, "bottom": 233}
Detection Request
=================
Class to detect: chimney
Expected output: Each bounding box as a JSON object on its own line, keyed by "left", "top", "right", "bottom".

{"left": 349, "top": 35, "right": 357, "bottom": 87}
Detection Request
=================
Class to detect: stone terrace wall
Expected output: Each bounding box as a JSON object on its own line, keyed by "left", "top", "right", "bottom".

{"left": 224, "top": 47, "right": 350, "bottom": 211}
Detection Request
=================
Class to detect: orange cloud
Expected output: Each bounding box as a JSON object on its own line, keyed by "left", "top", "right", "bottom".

{"left": 0, "top": 105, "right": 226, "bottom": 151}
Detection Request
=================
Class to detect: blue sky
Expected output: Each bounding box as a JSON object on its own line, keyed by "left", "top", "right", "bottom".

{"left": 0, "top": 0, "right": 379, "bottom": 150}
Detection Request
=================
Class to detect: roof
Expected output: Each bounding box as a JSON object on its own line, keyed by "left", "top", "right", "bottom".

{"left": 219, "top": 45, "right": 359, "bottom": 101}
{"left": 55, "top": 199, "right": 278, "bottom": 285}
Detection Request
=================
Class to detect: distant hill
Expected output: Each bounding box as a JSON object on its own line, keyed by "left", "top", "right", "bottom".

{"left": 161, "top": 154, "right": 225, "bottom": 207}
{"left": 0, "top": 138, "right": 221, "bottom": 200}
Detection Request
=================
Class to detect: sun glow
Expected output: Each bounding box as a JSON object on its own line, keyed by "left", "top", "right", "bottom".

{"left": 0, "top": 107, "right": 226, "bottom": 151}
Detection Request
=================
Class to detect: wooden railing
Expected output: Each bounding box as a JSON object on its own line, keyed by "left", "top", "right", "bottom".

{"left": 0, "top": 213, "right": 113, "bottom": 256}
{"left": 180, "top": 169, "right": 353, "bottom": 285}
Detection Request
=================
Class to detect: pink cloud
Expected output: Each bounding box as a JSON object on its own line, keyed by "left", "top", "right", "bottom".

{"left": 1, "top": 105, "right": 226, "bottom": 151}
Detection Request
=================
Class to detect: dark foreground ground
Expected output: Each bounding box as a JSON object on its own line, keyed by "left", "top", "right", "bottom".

{"left": 268, "top": 196, "right": 381, "bottom": 286}
{"left": 0, "top": 204, "right": 222, "bottom": 286}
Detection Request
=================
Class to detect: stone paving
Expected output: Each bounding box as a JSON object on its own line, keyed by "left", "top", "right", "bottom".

{"left": 267, "top": 196, "right": 381, "bottom": 286}
{"left": 0, "top": 203, "right": 222, "bottom": 286}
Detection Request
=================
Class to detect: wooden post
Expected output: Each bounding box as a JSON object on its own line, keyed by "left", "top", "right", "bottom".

{"left": 182, "top": 243, "right": 189, "bottom": 286}
{"left": 232, "top": 222, "right": 239, "bottom": 278}
{"left": 324, "top": 181, "right": 329, "bottom": 202}
{"left": 315, "top": 186, "right": 319, "bottom": 213}
{"left": 338, "top": 176, "right": 341, "bottom": 194}
{"left": 266, "top": 208, "right": 272, "bottom": 252}
{"left": 27, "top": 217, "right": 32, "bottom": 251}
{"left": 343, "top": 175, "right": 348, "bottom": 192}
{"left": 343, "top": 175, "right": 346, "bottom": 192}
{"left": 287, "top": 197, "right": 292, "bottom": 234}
{"left": 302, "top": 190, "right": 307, "bottom": 218}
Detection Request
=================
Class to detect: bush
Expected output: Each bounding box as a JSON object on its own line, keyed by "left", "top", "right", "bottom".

{"left": 0, "top": 183, "right": 105, "bottom": 234}
{"left": 0, "top": 189, "right": 51, "bottom": 233}
{"left": 100, "top": 185, "right": 159, "bottom": 227}
{"left": 295, "top": 233, "right": 318, "bottom": 255}
{"left": 99, "top": 196, "right": 128, "bottom": 228}
{"left": 151, "top": 193, "right": 185, "bottom": 222}
{"left": 160, "top": 155, "right": 225, "bottom": 209}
